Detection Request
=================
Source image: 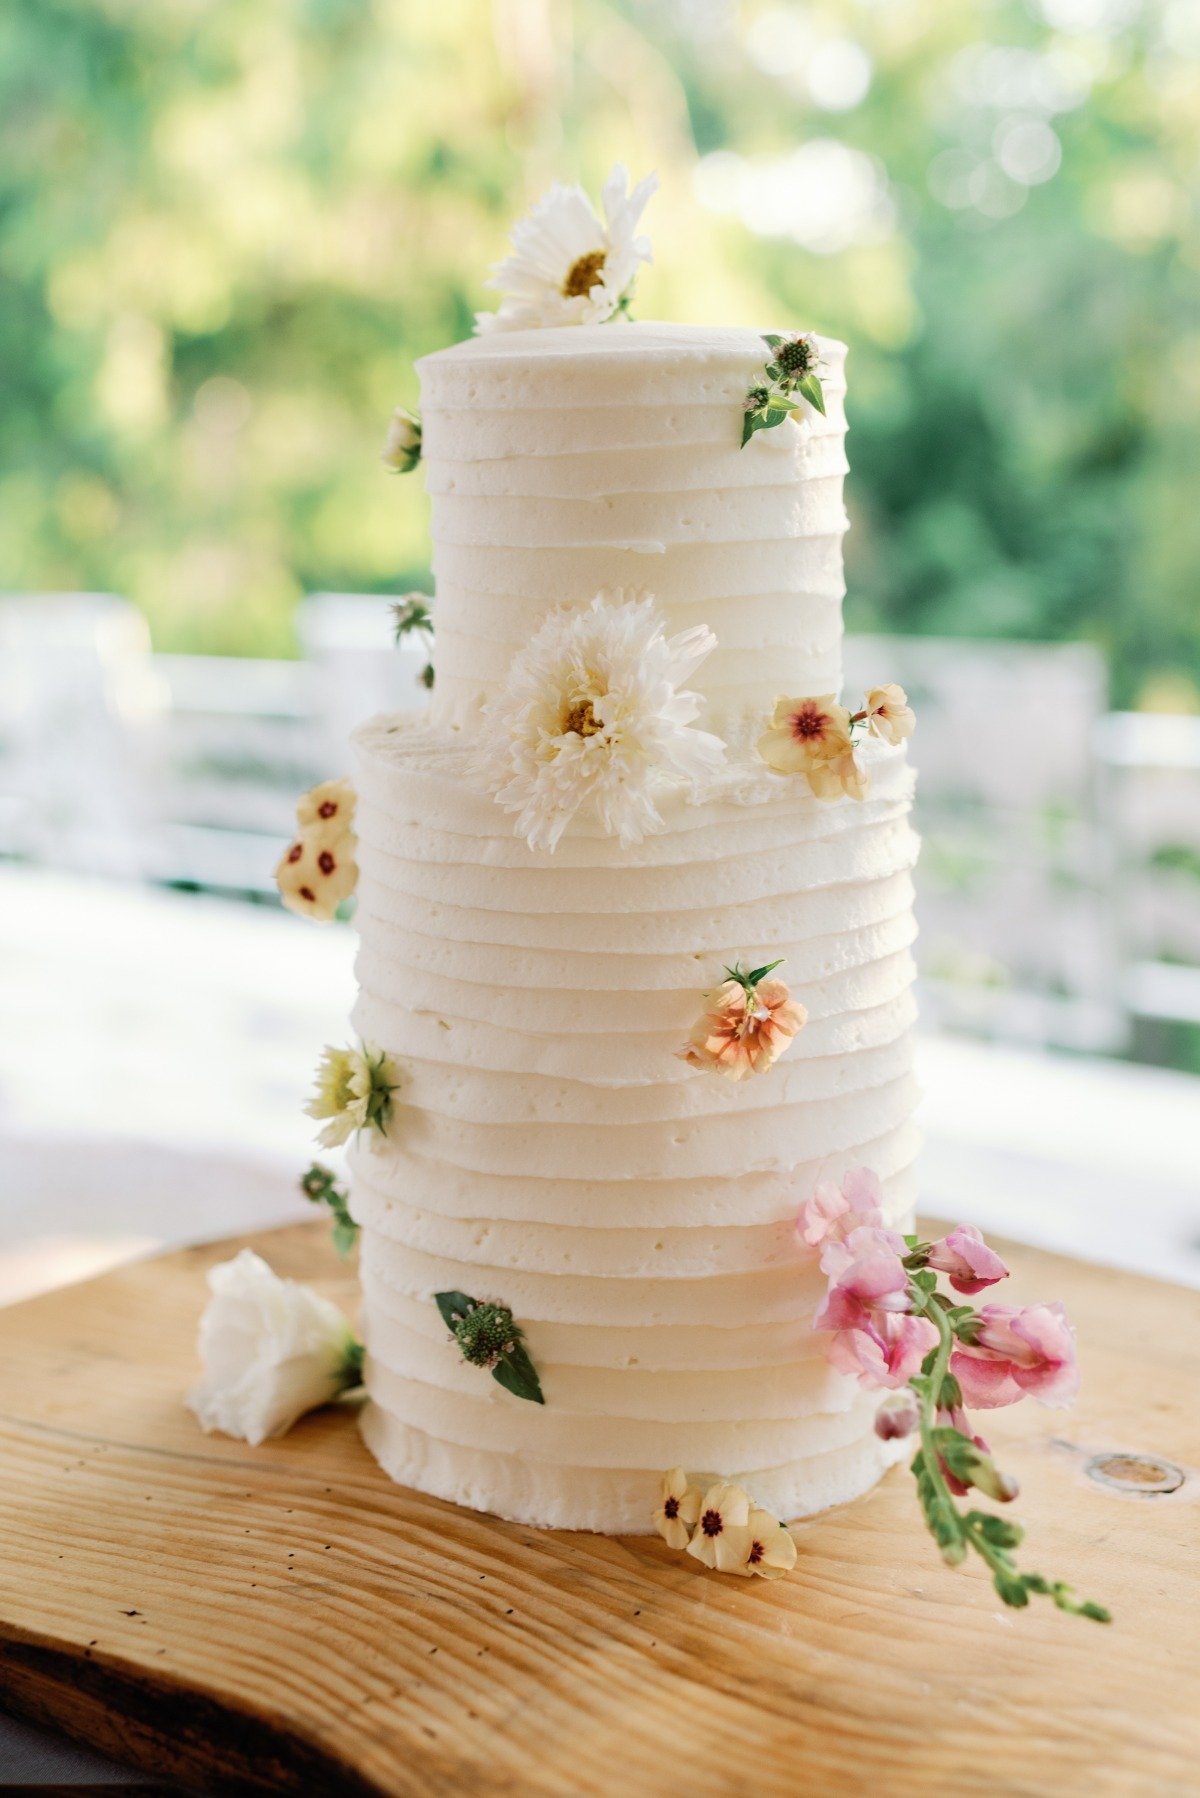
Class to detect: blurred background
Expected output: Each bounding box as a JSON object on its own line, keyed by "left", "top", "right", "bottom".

{"left": 2, "top": 0, "right": 1199, "bottom": 1302}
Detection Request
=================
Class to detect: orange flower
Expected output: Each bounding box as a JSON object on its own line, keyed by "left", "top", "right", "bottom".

{"left": 865, "top": 682, "right": 915, "bottom": 746}
{"left": 678, "top": 962, "right": 807, "bottom": 1081}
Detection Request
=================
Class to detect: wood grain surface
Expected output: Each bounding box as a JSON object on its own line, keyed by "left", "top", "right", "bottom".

{"left": 0, "top": 1221, "right": 1196, "bottom": 1797}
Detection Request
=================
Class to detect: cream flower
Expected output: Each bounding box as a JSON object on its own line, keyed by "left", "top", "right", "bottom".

{"left": 275, "top": 830, "right": 357, "bottom": 921}
{"left": 653, "top": 1467, "right": 703, "bottom": 1550}
{"left": 865, "top": 682, "right": 915, "bottom": 746}
{"left": 275, "top": 777, "right": 358, "bottom": 921}
{"left": 187, "top": 1249, "right": 361, "bottom": 1445}
{"left": 296, "top": 777, "right": 356, "bottom": 836}
{"left": 686, "top": 1481, "right": 753, "bottom": 1574}
{"left": 381, "top": 406, "right": 421, "bottom": 473}
{"left": 481, "top": 590, "right": 725, "bottom": 852}
{"left": 678, "top": 963, "right": 807, "bottom": 1081}
{"left": 758, "top": 695, "right": 869, "bottom": 802}
{"left": 740, "top": 1508, "right": 798, "bottom": 1581}
{"left": 475, "top": 164, "right": 658, "bottom": 335}
{"left": 806, "top": 745, "right": 870, "bottom": 802}
{"left": 305, "top": 1042, "right": 399, "bottom": 1148}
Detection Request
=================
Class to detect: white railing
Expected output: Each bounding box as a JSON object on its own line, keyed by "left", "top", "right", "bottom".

{"left": 3, "top": 592, "right": 1198, "bottom": 1057}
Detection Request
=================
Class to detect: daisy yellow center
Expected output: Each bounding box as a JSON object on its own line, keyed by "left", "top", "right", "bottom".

{"left": 563, "top": 697, "right": 602, "bottom": 737}
{"left": 701, "top": 1508, "right": 724, "bottom": 1538}
{"left": 562, "top": 249, "right": 606, "bottom": 298}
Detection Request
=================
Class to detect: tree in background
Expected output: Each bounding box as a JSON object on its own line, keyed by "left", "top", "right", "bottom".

{"left": 1, "top": 0, "right": 1196, "bottom": 704}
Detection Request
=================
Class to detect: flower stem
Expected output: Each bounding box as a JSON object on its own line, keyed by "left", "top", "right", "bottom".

{"left": 907, "top": 1283, "right": 1109, "bottom": 1621}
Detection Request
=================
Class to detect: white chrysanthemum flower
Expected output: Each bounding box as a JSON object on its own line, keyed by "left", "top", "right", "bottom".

{"left": 187, "top": 1250, "right": 361, "bottom": 1445}
{"left": 475, "top": 164, "right": 658, "bottom": 335}
{"left": 481, "top": 590, "right": 726, "bottom": 852}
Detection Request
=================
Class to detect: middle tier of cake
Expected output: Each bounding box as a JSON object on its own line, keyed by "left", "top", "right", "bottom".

{"left": 347, "top": 714, "right": 920, "bottom": 1531}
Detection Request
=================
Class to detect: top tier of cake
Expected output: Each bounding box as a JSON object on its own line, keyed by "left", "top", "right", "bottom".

{"left": 417, "top": 322, "right": 849, "bottom": 734}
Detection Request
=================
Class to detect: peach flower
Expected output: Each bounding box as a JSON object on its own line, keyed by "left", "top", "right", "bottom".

{"left": 758, "top": 695, "right": 869, "bottom": 801}
{"left": 677, "top": 963, "right": 807, "bottom": 1081}
{"left": 865, "top": 683, "right": 915, "bottom": 745}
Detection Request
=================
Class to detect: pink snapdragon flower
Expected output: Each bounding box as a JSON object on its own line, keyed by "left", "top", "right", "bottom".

{"left": 815, "top": 1224, "right": 910, "bottom": 1330}
{"left": 798, "top": 1166, "right": 885, "bottom": 1250}
{"left": 926, "top": 1224, "right": 1008, "bottom": 1295}
{"left": 828, "top": 1310, "right": 939, "bottom": 1391}
{"left": 951, "top": 1301, "right": 1079, "bottom": 1410}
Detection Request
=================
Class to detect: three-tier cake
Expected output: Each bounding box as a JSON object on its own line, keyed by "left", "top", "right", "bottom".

{"left": 344, "top": 320, "right": 920, "bottom": 1532}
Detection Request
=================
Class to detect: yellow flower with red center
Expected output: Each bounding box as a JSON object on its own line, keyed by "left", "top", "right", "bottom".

{"left": 678, "top": 960, "right": 807, "bottom": 1081}
{"left": 740, "top": 1507, "right": 798, "bottom": 1580}
{"left": 686, "top": 1481, "right": 753, "bottom": 1574}
{"left": 652, "top": 1467, "right": 703, "bottom": 1550}
{"left": 276, "top": 778, "right": 358, "bottom": 922}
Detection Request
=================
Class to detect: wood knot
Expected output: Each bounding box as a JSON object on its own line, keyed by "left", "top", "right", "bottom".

{"left": 1085, "top": 1452, "right": 1185, "bottom": 1496}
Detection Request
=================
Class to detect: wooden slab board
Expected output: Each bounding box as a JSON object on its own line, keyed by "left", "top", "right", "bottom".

{"left": 0, "top": 1220, "right": 1197, "bottom": 1796}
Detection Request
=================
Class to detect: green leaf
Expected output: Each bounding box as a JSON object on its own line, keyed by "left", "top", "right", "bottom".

{"left": 932, "top": 1427, "right": 977, "bottom": 1482}
{"left": 762, "top": 333, "right": 784, "bottom": 350}
{"left": 969, "top": 1511, "right": 1024, "bottom": 1550}
{"left": 331, "top": 1218, "right": 359, "bottom": 1259}
{"left": 744, "top": 958, "right": 785, "bottom": 987}
{"left": 938, "top": 1372, "right": 963, "bottom": 1410}
{"left": 797, "top": 373, "right": 826, "bottom": 414}
{"left": 492, "top": 1342, "right": 545, "bottom": 1405}
{"left": 341, "top": 1337, "right": 365, "bottom": 1385}
{"left": 434, "top": 1290, "right": 476, "bottom": 1330}
{"left": 995, "top": 1571, "right": 1031, "bottom": 1608}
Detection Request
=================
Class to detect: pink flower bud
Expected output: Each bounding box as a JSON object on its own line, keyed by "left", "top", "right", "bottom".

{"left": 926, "top": 1224, "right": 1009, "bottom": 1295}
{"left": 874, "top": 1389, "right": 921, "bottom": 1440}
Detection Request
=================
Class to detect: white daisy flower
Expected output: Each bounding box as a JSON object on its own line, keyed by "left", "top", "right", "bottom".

{"left": 474, "top": 163, "right": 658, "bottom": 335}
{"left": 480, "top": 589, "right": 726, "bottom": 852}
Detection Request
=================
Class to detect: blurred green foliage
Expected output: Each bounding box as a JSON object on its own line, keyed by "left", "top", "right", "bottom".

{"left": 1, "top": 0, "right": 1196, "bottom": 703}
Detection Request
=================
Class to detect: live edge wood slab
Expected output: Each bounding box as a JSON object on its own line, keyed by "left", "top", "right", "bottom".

{"left": 0, "top": 1224, "right": 1196, "bottom": 1798}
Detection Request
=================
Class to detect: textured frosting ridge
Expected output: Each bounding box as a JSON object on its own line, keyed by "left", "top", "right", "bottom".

{"left": 352, "top": 323, "right": 919, "bottom": 1533}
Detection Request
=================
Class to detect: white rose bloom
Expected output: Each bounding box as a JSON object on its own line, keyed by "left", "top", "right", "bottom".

{"left": 475, "top": 163, "right": 658, "bottom": 335}
{"left": 187, "top": 1250, "right": 360, "bottom": 1445}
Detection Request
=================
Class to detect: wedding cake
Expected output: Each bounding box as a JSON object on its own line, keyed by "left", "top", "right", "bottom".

{"left": 345, "top": 316, "right": 921, "bottom": 1532}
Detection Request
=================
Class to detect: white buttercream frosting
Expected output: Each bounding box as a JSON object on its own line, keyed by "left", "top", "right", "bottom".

{"left": 353, "top": 322, "right": 920, "bottom": 1533}
{"left": 415, "top": 322, "right": 849, "bottom": 734}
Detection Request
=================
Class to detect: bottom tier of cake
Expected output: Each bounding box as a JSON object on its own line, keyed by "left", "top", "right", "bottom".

{"left": 359, "top": 1398, "right": 907, "bottom": 1534}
